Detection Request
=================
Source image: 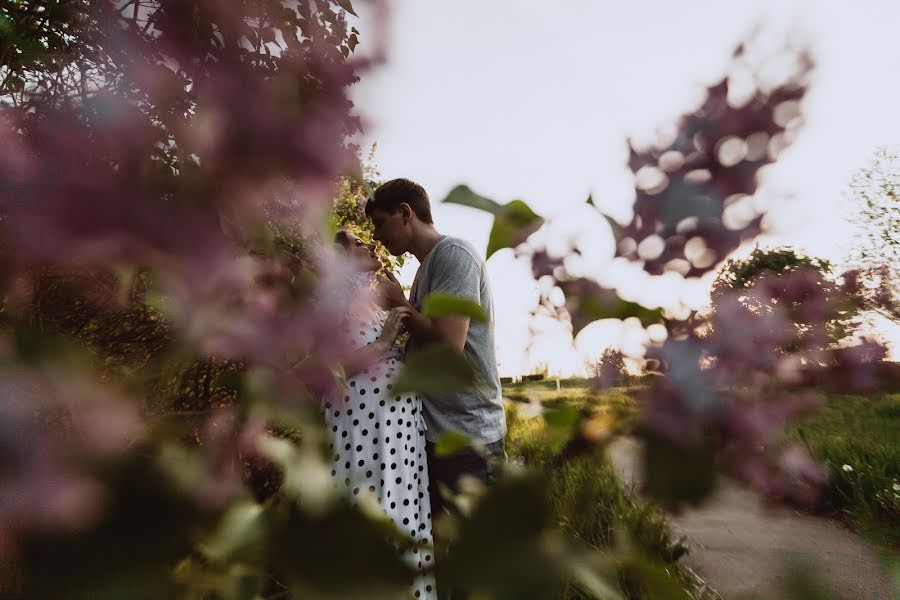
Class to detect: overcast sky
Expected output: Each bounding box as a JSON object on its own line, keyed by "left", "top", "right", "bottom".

{"left": 351, "top": 0, "right": 900, "bottom": 376}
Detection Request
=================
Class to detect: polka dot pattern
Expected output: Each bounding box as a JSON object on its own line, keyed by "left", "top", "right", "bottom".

{"left": 324, "top": 309, "right": 436, "bottom": 599}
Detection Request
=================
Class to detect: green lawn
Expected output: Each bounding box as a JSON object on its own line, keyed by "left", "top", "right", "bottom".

{"left": 789, "top": 390, "right": 900, "bottom": 548}
{"left": 503, "top": 377, "right": 639, "bottom": 416}
{"left": 503, "top": 380, "right": 703, "bottom": 600}
{"left": 504, "top": 378, "right": 900, "bottom": 551}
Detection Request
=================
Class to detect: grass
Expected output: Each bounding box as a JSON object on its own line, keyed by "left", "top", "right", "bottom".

{"left": 503, "top": 383, "right": 705, "bottom": 600}
{"left": 506, "top": 378, "right": 900, "bottom": 552}
{"left": 504, "top": 376, "right": 900, "bottom": 598}
{"left": 503, "top": 377, "right": 640, "bottom": 418}
{"left": 789, "top": 390, "right": 900, "bottom": 548}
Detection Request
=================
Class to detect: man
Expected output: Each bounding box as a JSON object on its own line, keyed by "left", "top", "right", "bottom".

{"left": 365, "top": 178, "right": 506, "bottom": 518}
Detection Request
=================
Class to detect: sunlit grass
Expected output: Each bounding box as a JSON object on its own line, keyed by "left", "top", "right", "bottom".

{"left": 503, "top": 388, "right": 696, "bottom": 599}
{"left": 503, "top": 377, "right": 639, "bottom": 416}
{"left": 505, "top": 378, "right": 900, "bottom": 552}
{"left": 790, "top": 390, "right": 900, "bottom": 548}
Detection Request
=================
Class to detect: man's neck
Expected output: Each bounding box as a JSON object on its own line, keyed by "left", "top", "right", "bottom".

{"left": 409, "top": 225, "right": 443, "bottom": 263}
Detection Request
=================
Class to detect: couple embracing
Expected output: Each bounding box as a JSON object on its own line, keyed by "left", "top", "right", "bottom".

{"left": 324, "top": 178, "right": 507, "bottom": 599}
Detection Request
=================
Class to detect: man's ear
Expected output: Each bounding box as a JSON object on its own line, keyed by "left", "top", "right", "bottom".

{"left": 399, "top": 203, "right": 412, "bottom": 223}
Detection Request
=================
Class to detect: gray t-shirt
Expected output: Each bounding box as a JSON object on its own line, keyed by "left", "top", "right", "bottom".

{"left": 408, "top": 235, "right": 506, "bottom": 444}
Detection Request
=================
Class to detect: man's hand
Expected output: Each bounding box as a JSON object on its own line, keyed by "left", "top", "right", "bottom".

{"left": 376, "top": 270, "right": 408, "bottom": 309}
{"left": 376, "top": 270, "right": 471, "bottom": 352}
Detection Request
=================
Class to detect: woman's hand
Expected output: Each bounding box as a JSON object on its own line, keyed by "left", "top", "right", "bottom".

{"left": 375, "top": 306, "right": 411, "bottom": 349}
{"left": 341, "top": 307, "right": 411, "bottom": 377}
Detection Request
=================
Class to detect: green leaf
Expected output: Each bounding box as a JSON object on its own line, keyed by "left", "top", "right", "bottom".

{"left": 641, "top": 433, "right": 717, "bottom": 505}
{"left": 780, "top": 558, "right": 843, "bottom": 600}
{"left": 257, "top": 437, "right": 341, "bottom": 514}
{"left": 486, "top": 199, "right": 544, "bottom": 258}
{"left": 442, "top": 184, "right": 503, "bottom": 214}
{"left": 601, "top": 212, "right": 626, "bottom": 239}
{"left": 443, "top": 186, "right": 544, "bottom": 258}
{"left": 620, "top": 557, "right": 693, "bottom": 600}
{"left": 392, "top": 344, "right": 475, "bottom": 394}
{"left": 422, "top": 293, "right": 487, "bottom": 322}
{"left": 12, "top": 325, "right": 84, "bottom": 366}
{"left": 435, "top": 431, "right": 471, "bottom": 457}
{"left": 268, "top": 501, "right": 410, "bottom": 598}
{"left": 212, "top": 369, "right": 244, "bottom": 396}
{"left": 334, "top": 0, "right": 358, "bottom": 16}
{"left": 443, "top": 474, "right": 560, "bottom": 597}
{"left": 586, "top": 194, "right": 595, "bottom": 206}
{"left": 562, "top": 282, "right": 664, "bottom": 336}
{"left": 202, "top": 501, "right": 268, "bottom": 565}
{"left": 588, "top": 298, "right": 662, "bottom": 327}
{"left": 543, "top": 404, "right": 579, "bottom": 432}
{"left": 22, "top": 452, "right": 214, "bottom": 599}
{"left": 567, "top": 550, "right": 627, "bottom": 600}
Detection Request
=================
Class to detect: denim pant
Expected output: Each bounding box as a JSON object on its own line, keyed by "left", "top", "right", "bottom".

{"left": 425, "top": 438, "right": 506, "bottom": 518}
{"left": 425, "top": 438, "right": 506, "bottom": 599}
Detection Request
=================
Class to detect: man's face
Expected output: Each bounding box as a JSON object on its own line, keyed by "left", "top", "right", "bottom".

{"left": 369, "top": 207, "right": 409, "bottom": 256}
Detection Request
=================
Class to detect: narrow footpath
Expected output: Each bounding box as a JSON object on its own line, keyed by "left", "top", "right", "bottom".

{"left": 608, "top": 436, "right": 897, "bottom": 600}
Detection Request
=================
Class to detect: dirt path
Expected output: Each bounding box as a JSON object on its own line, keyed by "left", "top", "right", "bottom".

{"left": 608, "top": 437, "right": 897, "bottom": 600}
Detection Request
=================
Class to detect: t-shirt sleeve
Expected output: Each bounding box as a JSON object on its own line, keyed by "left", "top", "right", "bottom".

{"left": 428, "top": 244, "right": 481, "bottom": 304}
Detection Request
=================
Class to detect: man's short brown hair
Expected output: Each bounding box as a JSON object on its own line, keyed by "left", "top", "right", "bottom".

{"left": 366, "top": 178, "right": 433, "bottom": 224}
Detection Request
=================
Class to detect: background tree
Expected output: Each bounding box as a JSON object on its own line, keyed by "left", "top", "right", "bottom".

{"left": 709, "top": 246, "right": 859, "bottom": 356}
{"left": 587, "top": 347, "right": 628, "bottom": 388}
{"left": 846, "top": 147, "right": 900, "bottom": 323}
{"left": 0, "top": 0, "right": 369, "bottom": 423}
{"left": 1, "top": 1, "right": 117, "bottom": 109}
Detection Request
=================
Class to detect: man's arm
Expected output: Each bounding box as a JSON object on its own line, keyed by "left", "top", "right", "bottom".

{"left": 407, "top": 308, "right": 470, "bottom": 351}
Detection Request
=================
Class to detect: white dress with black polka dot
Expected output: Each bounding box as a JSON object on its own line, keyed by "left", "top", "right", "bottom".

{"left": 324, "top": 306, "right": 436, "bottom": 600}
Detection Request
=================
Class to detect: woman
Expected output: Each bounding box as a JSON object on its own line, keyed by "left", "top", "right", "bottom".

{"left": 324, "top": 229, "right": 436, "bottom": 599}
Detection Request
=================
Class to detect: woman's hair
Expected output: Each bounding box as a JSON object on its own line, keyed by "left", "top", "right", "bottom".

{"left": 334, "top": 229, "right": 352, "bottom": 248}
